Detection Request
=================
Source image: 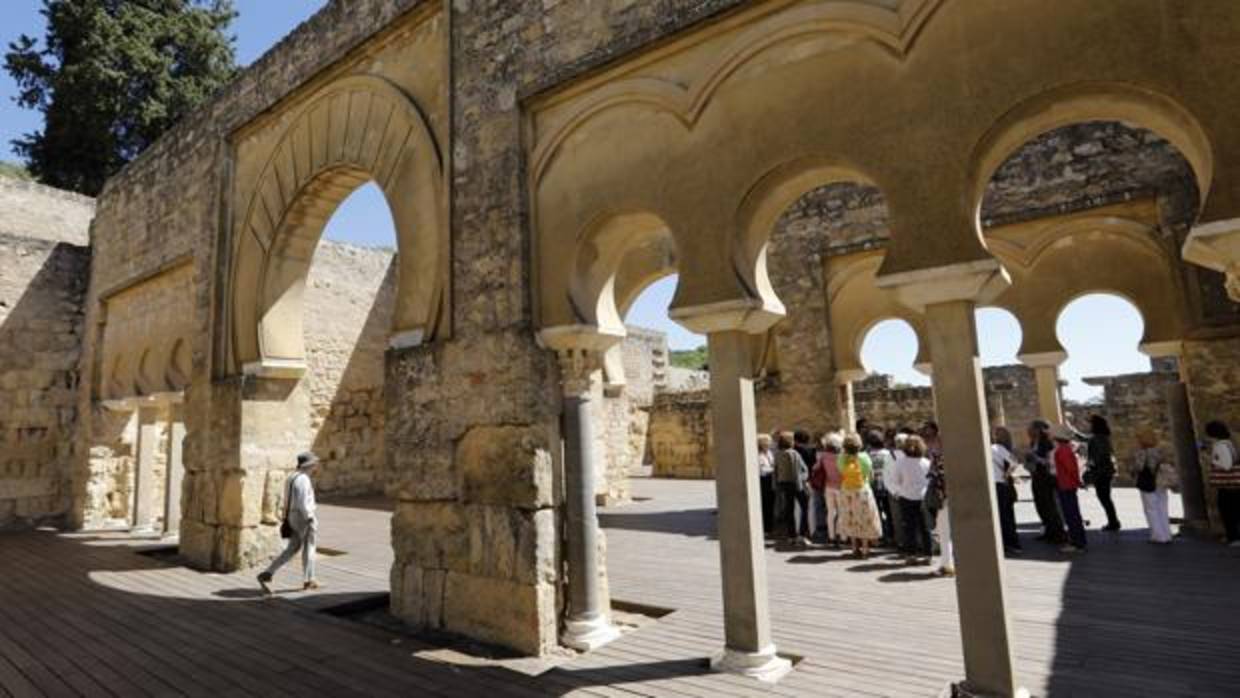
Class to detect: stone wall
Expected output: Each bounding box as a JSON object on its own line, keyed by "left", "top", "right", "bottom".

{"left": 1182, "top": 336, "right": 1240, "bottom": 530}
{"left": 304, "top": 241, "right": 396, "bottom": 496}
{"left": 648, "top": 390, "right": 713, "bottom": 479}
{"left": 0, "top": 177, "right": 94, "bottom": 245}
{"left": 594, "top": 327, "right": 667, "bottom": 504}
{"left": 0, "top": 232, "right": 90, "bottom": 529}
{"left": 1082, "top": 370, "right": 1179, "bottom": 483}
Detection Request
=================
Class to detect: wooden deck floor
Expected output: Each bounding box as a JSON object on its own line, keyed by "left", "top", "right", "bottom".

{"left": 1, "top": 480, "right": 1237, "bottom": 697}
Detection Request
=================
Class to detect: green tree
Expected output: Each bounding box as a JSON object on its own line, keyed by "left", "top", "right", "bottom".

{"left": 5, "top": 0, "right": 237, "bottom": 196}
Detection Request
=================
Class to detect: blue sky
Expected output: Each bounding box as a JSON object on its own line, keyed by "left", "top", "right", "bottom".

{"left": 2, "top": 1, "right": 1149, "bottom": 400}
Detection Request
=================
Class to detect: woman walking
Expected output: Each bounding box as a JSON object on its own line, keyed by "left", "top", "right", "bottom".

{"left": 773, "top": 431, "right": 809, "bottom": 544}
{"left": 1083, "top": 415, "right": 1121, "bottom": 531}
{"left": 1205, "top": 420, "right": 1240, "bottom": 546}
{"left": 837, "top": 433, "right": 883, "bottom": 558}
{"left": 1131, "top": 428, "right": 1174, "bottom": 544}
{"left": 891, "top": 435, "right": 931, "bottom": 562}
{"left": 991, "top": 426, "right": 1022, "bottom": 554}
{"left": 1052, "top": 425, "right": 1087, "bottom": 553}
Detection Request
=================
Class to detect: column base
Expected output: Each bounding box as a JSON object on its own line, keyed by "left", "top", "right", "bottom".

{"left": 562, "top": 614, "right": 621, "bottom": 652}
{"left": 710, "top": 645, "right": 792, "bottom": 683}
{"left": 939, "top": 681, "right": 1031, "bottom": 698}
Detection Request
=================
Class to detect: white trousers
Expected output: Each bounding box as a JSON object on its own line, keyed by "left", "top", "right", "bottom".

{"left": 265, "top": 517, "right": 317, "bottom": 583}
{"left": 825, "top": 488, "right": 842, "bottom": 542}
{"left": 1141, "top": 489, "right": 1173, "bottom": 543}
{"left": 934, "top": 505, "right": 955, "bottom": 571}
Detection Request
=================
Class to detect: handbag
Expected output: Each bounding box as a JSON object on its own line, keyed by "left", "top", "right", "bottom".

{"left": 1135, "top": 464, "right": 1157, "bottom": 493}
{"left": 279, "top": 473, "right": 302, "bottom": 539}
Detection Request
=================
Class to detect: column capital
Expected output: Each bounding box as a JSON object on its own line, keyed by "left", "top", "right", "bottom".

{"left": 1183, "top": 217, "right": 1240, "bottom": 301}
{"left": 1018, "top": 351, "right": 1068, "bottom": 369}
{"left": 834, "top": 368, "right": 868, "bottom": 384}
{"left": 1140, "top": 340, "right": 1183, "bottom": 359}
{"left": 668, "top": 298, "right": 784, "bottom": 335}
{"left": 875, "top": 258, "right": 1011, "bottom": 313}
{"left": 539, "top": 325, "right": 624, "bottom": 397}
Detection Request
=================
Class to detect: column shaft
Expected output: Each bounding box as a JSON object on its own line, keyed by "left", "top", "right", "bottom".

{"left": 924, "top": 301, "right": 1018, "bottom": 697}
{"left": 164, "top": 415, "right": 186, "bottom": 536}
{"left": 705, "top": 331, "right": 789, "bottom": 681}
{"left": 1033, "top": 365, "right": 1063, "bottom": 424}
{"left": 133, "top": 407, "right": 160, "bottom": 531}
{"left": 837, "top": 381, "right": 856, "bottom": 432}
{"left": 1165, "top": 382, "right": 1208, "bottom": 529}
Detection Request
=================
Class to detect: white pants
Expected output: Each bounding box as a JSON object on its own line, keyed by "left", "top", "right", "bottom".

{"left": 934, "top": 505, "right": 954, "bottom": 571}
{"left": 825, "top": 489, "right": 842, "bottom": 542}
{"left": 265, "top": 517, "right": 317, "bottom": 583}
{"left": 1141, "top": 489, "right": 1173, "bottom": 543}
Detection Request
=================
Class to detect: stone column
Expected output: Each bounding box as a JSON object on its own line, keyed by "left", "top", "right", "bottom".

{"left": 835, "top": 369, "right": 865, "bottom": 431}
{"left": 132, "top": 404, "right": 161, "bottom": 533}
{"left": 558, "top": 346, "right": 621, "bottom": 651}
{"left": 703, "top": 330, "right": 791, "bottom": 681}
{"left": 879, "top": 260, "right": 1024, "bottom": 698}
{"left": 1142, "top": 342, "right": 1209, "bottom": 532}
{"left": 164, "top": 406, "right": 186, "bottom": 537}
{"left": 1019, "top": 352, "right": 1067, "bottom": 424}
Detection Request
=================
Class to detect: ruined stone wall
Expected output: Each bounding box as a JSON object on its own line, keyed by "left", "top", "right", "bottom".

{"left": 0, "top": 232, "right": 90, "bottom": 529}
{"left": 648, "top": 390, "right": 714, "bottom": 479}
{"left": 1081, "top": 371, "right": 1179, "bottom": 484}
{"left": 0, "top": 177, "right": 95, "bottom": 246}
{"left": 304, "top": 241, "right": 396, "bottom": 496}
{"left": 594, "top": 327, "right": 666, "bottom": 504}
{"left": 1181, "top": 337, "right": 1240, "bottom": 530}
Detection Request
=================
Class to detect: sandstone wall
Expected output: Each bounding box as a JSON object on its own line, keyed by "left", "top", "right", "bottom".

{"left": 649, "top": 390, "right": 714, "bottom": 479}
{"left": 0, "top": 177, "right": 95, "bottom": 245}
{"left": 1182, "top": 337, "right": 1240, "bottom": 530}
{"left": 304, "top": 241, "right": 396, "bottom": 496}
{"left": 1081, "top": 371, "right": 1179, "bottom": 484}
{"left": 0, "top": 232, "right": 89, "bottom": 529}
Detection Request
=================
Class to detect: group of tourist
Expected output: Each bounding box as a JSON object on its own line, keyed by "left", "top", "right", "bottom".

{"left": 756, "top": 409, "right": 1240, "bottom": 572}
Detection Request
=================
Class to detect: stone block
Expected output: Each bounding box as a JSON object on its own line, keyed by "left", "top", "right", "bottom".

{"left": 456, "top": 425, "right": 553, "bottom": 508}
{"left": 441, "top": 571, "right": 557, "bottom": 657}
{"left": 392, "top": 501, "right": 469, "bottom": 572}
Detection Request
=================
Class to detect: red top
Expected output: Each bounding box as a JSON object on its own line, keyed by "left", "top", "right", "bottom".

{"left": 1054, "top": 442, "right": 1082, "bottom": 491}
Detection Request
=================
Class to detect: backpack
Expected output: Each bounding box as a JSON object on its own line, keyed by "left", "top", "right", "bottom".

{"left": 840, "top": 455, "right": 866, "bottom": 490}
{"left": 1136, "top": 464, "right": 1157, "bottom": 493}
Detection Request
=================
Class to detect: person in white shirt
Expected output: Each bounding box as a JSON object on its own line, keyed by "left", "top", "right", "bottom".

{"left": 891, "top": 435, "right": 931, "bottom": 561}
{"left": 757, "top": 433, "right": 775, "bottom": 535}
{"left": 1205, "top": 420, "right": 1240, "bottom": 546}
{"left": 1131, "top": 428, "right": 1174, "bottom": 544}
{"left": 258, "top": 451, "right": 322, "bottom": 593}
{"left": 884, "top": 432, "right": 909, "bottom": 550}
{"left": 990, "top": 426, "right": 1022, "bottom": 554}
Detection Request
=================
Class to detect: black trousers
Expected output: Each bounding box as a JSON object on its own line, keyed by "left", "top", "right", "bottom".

{"left": 759, "top": 474, "right": 774, "bottom": 533}
{"left": 1031, "top": 472, "right": 1066, "bottom": 542}
{"left": 1220, "top": 488, "right": 1240, "bottom": 542}
{"left": 899, "top": 497, "right": 931, "bottom": 556}
{"left": 795, "top": 488, "right": 810, "bottom": 537}
{"left": 995, "top": 482, "right": 1021, "bottom": 549}
{"left": 1094, "top": 474, "right": 1121, "bottom": 529}
{"left": 776, "top": 482, "right": 799, "bottom": 538}
{"left": 874, "top": 488, "right": 894, "bottom": 542}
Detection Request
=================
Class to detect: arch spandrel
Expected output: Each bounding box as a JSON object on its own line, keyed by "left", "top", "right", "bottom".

{"left": 826, "top": 251, "right": 927, "bottom": 375}
{"left": 228, "top": 74, "right": 447, "bottom": 377}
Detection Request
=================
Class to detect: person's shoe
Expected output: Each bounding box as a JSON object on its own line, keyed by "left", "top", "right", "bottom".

{"left": 303, "top": 580, "right": 322, "bottom": 591}
{"left": 1059, "top": 544, "right": 1083, "bottom": 554}
{"left": 936, "top": 567, "right": 956, "bottom": 578}
{"left": 257, "top": 572, "right": 273, "bottom": 595}
{"left": 1104, "top": 523, "right": 1121, "bottom": 532}
{"left": 1005, "top": 546, "right": 1023, "bottom": 556}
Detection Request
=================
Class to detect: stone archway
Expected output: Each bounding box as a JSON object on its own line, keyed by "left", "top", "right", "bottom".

{"left": 226, "top": 74, "right": 447, "bottom": 379}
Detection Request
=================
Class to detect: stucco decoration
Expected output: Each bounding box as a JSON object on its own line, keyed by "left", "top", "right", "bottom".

{"left": 98, "top": 263, "right": 196, "bottom": 401}
{"left": 228, "top": 74, "right": 446, "bottom": 378}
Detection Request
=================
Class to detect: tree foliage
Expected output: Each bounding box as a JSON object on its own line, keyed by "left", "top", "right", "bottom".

{"left": 670, "top": 345, "right": 709, "bottom": 371}
{"left": 5, "top": 0, "right": 238, "bottom": 195}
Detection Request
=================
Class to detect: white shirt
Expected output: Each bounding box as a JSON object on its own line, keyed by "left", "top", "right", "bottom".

{"left": 758, "top": 449, "right": 774, "bottom": 477}
{"left": 1212, "top": 440, "right": 1237, "bottom": 471}
{"left": 286, "top": 471, "right": 317, "bottom": 519}
{"left": 991, "top": 444, "right": 1017, "bottom": 484}
{"left": 890, "top": 454, "right": 929, "bottom": 500}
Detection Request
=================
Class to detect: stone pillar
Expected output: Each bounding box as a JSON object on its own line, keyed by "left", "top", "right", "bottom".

{"left": 835, "top": 369, "right": 865, "bottom": 431}
{"left": 879, "top": 260, "right": 1025, "bottom": 698}
{"left": 132, "top": 405, "right": 161, "bottom": 532}
{"left": 703, "top": 330, "right": 791, "bottom": 681}
{"left": 1019, "top": 352, "right": 1067, "bottom": 424}
{"left": 1166, "top": 381, "right": 1209, "bottom": 530}
{"left": 164, "top": 406, "right": 186, "bottom": 537}
{"left": 553, "top": 343, "right": 621, "bottom": 651}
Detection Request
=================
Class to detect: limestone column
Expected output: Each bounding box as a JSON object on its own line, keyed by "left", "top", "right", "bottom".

{"left": 703, "top": 330, "right": 790, "bottom": 681}
{"left": 1019, "top": 352, "right": 1067, "bottom": 424}
{"left": 835, "top": 369, "right": 865, "bottom": 431}
{"left": 132, "top": 404, "right": 161, "bottom": 532}
{"left": 164, "top": 405, "right": 186, "bottom": 537}
{"left": 1142, "top": 342, "right": 1209, "bottom": 531}
{"left": 880, "top": 261, "right": 1023, "bottom": 698}
{"left": 543, "top": 330, "right": 621, "bottom": 652}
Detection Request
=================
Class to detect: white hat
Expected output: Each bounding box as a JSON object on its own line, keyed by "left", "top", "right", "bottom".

{"left": 1051, "top": 424, "right": 1075, "bottom": 441}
